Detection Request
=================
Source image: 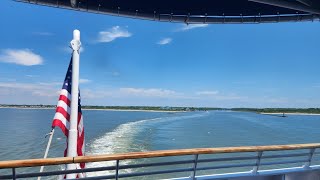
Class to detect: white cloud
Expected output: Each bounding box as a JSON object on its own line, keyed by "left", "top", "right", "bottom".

{"left": 1, "top": 82, "right": 317, "bottom": 107}
{"left": 212, "top": 94, "right": 246, "bottom": 101}
{"left": 195, "top": 90, "right": 247, "bottom": 101}
{"left": 97, "top": 26, "right": 132, "bottom": 43}
{"left": 38, "top": 82, "right": 61, "bottom": 86}
{"left": 0, "top": 78, "right": 17, "bottom": 82}
{"left": 79, "top": 78, "right": 91, "bottom": 84}
{"left": 26, "top": 75, "right": 36, "bottom": 78}
{"left": 157, "top": 38, "right": 172, "bottom": 45}
{"left": 178, "top": 24, "right": 209, "bottom": 31}
{"left": 0, "top": 49, "right": 43, "bottom": 66}
{"left": 253, "top": 96, "right": 289, "bottom": 104}
{"left": 120, "top": 88, "right": 177, "bottom": 97}
{"left": 33, "top": 32, "right": 54, "bottom": 36}
{"left": 196, "top": 91, "right": 219, "bottom": 96}
{"left": 0, "top": 82, "right": 60, "bottom": 97}
{"left": 81, "top": 89, "right": 112, "bottom": 99}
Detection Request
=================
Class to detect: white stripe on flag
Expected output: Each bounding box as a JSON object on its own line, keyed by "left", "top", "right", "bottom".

{"left": 53, "top": 112, "right": 70, "bottom": 129}
{"left": 57, "top": 100, "right": 71, "bottom": 115}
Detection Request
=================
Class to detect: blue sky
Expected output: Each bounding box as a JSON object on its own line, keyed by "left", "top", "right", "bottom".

{"left": 1, "top": 0, "right": 320, "bottom": 108}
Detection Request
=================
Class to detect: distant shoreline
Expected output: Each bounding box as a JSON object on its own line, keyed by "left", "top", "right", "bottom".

{"left": 83, "top": 108, "right": 186, "bottom": 112}
{"left": 260, "top": 112, "right": 320, "bottom": 116}
{"left": 2, "top": 106, "right": 320, "bottom": 115}
{"left": 0, "top": 107, "right": 54, "bottom": 110}
{"left": 0, "top": 106, "right": 186, "bottom": 113}
{"left": 232, "top": 108, "right": 320, "bottom": 115}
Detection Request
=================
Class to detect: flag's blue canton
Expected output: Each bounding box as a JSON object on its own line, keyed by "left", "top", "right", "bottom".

{"left": 61, "top": 58, "right": 82, "bottom": 112}
{"left": 62, "top": 59, "right": 72, "bottom": 94}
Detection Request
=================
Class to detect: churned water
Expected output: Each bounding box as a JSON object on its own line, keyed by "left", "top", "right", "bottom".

{"left": 0, "top": 108, "right": 319, "bottom": 179}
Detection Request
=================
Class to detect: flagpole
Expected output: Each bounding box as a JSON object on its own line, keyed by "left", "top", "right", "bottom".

{"left": 37, "top": 129, "right": 55, "bottom": 180}
{"left": 66, "top": 29, "right": 81, "bottom": 179}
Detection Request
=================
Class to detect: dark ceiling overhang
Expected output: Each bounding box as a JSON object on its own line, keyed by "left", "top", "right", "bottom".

{"left": 16, "top": 0, "right": 320, "bottom": 24}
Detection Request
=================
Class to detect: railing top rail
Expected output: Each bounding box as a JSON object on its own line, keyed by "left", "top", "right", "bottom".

{"left": 1, "top": 143, "right": 319, "bottom": 169}
{"left": 0, "top": 156, "right": 72, "bottom": 169}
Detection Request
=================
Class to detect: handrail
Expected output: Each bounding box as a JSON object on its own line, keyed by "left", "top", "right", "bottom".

{"left": 0, "top": 157, "right": 73, "bottom": 169}
{"left": 0, "top": 143, "right": 319, "bottom": 169}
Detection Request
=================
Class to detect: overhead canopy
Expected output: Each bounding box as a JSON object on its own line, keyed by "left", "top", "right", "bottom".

{"left": 18, "top": 0, "right": 320, "bottom": 23}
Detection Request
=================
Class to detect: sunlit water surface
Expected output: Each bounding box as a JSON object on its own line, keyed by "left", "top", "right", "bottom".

{"left": 0, "top": 108, "right": 319, "bottom": 179}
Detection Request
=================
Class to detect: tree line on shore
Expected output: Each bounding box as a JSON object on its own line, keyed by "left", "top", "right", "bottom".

{"left": 1, "top": 104, "right": 319, "bottom": 113}
{"left": 0, "top": 104, "right": 221, "bottom": 111}
{"left": 231, "top": 108, "right": 320, "bottom": 114}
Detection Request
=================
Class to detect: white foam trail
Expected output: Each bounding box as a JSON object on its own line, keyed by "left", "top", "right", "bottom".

{"left": 86, "top": 112, "right": 209, "bottom": 177}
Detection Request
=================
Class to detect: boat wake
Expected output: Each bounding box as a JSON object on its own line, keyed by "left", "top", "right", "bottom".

{"left": 86, "top": 112, "right": 209, "bottom": 177}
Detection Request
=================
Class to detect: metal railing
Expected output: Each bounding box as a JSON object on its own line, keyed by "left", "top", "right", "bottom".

{"left": 0, "top": 143, "right": 320, "bottom": 179}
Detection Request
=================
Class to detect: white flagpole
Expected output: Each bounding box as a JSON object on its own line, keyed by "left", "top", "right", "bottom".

{"left": 66, "top": 29, "right": 81, "bottom": 179}
{"left": 37, "top": 129, "right": 55, "bottom": 180}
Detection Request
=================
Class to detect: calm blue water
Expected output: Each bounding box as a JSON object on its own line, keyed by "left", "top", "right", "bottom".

{"left": 0, "top": 108, "right": 319, "bottom": 178}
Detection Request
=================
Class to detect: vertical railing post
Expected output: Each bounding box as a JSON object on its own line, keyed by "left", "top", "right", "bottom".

{"left": 115, "top": 160, "right": 120, "bottom": 180}
{"left": 12, "top": 168, "right": 16, "bottom": 180}
{"left": 303, "top": 148, "right": 315, "bottom": 168}
{"left": 252, "top": 151, "right": 263, "bottom": 174}
{"left": 190, "top": 154, "right": 199, "bottom": 180}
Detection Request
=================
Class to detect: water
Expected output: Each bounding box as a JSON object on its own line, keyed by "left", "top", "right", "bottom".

{"left": 0, "top": 108, "right": 319, "bottom": 179}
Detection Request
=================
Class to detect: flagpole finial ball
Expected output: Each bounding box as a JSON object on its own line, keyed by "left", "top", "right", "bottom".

{"left": 71, "top": 30, "right": 81, "bottom": 51}
{"left": 73, "top": 30, "right": 80, "bottom": 41}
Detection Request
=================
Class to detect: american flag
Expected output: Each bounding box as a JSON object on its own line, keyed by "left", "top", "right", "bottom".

{"left": 52, "top": 57, "right": 85, "bottom": 170}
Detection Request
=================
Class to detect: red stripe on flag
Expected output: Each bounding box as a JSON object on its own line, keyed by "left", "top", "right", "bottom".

{"left": 56, "top": 106, "right": 70, "bottom": 121}
{"left": 52, "top": 120, "right": 69, "bottom": 137}
{"left": 77, "top": 112, "right": 81, "bottom": 123}
{"left": 59, "top": 95, "right": 71, "bottom": 106}
{"left": 77, "top": 112, "right": 85, "bottom": 168}
{"left": 77, "top": 129, "right": 85, "bottom": 168}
